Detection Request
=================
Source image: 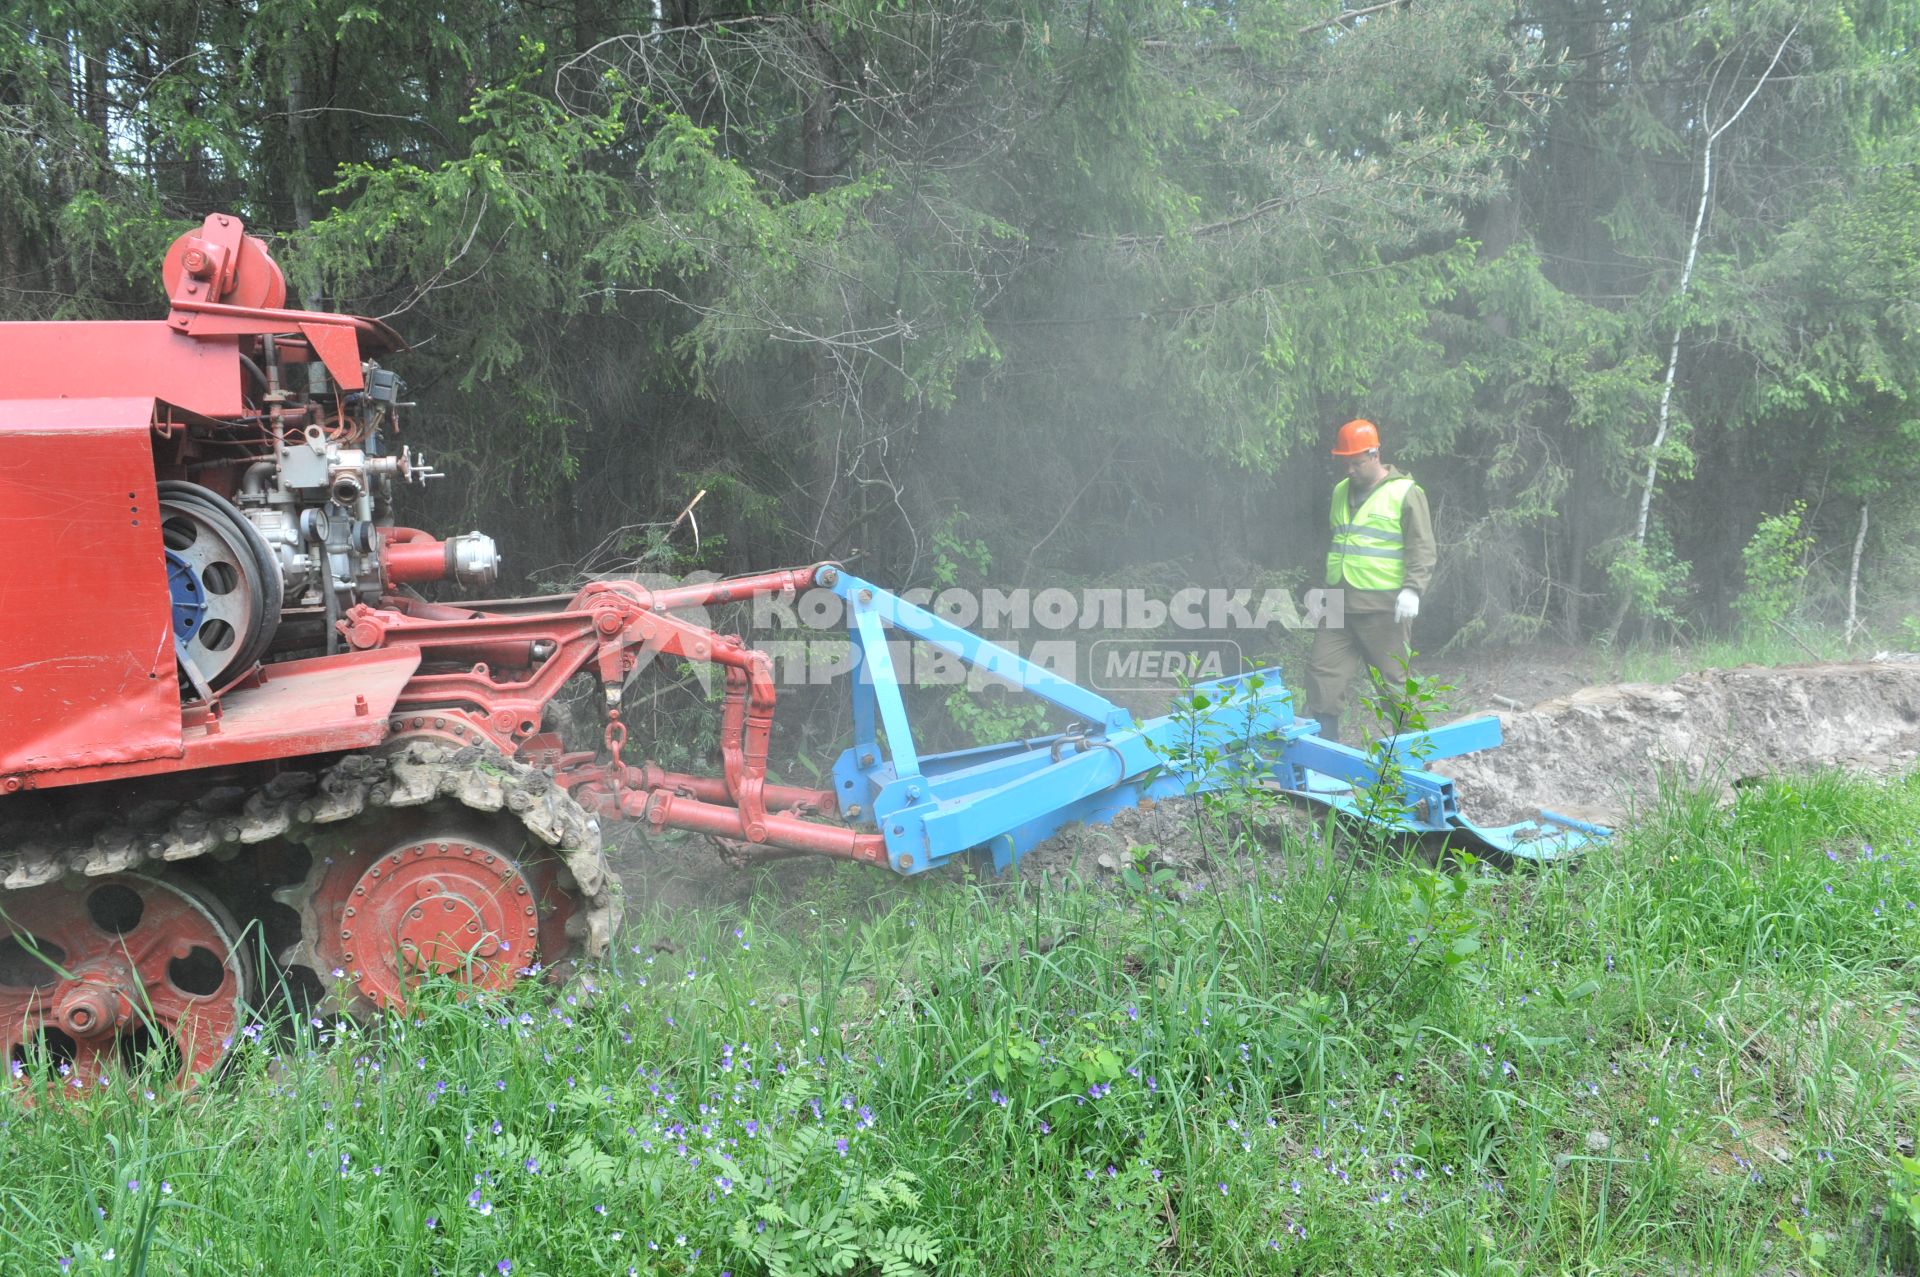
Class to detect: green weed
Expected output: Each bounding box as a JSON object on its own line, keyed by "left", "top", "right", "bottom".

{"left": 6, "top": 766, "right": 1920, "bottom": 1273}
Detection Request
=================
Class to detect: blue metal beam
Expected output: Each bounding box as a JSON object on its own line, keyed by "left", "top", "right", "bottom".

{"left": 793, "top": 570, "right": 1607, "bottom": 872}
{"left": 823, "top": 569, "right": 1134, "bottom": 732}
{"left": 1375, "top": 715, "right": 1503, "bottom": 765}
{"left": 850, "top": 599, "right": 920, "bottom": 779}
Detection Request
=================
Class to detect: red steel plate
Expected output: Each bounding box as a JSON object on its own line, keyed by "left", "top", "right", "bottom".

{"left": 0, "top": 397, "right": 181, "bottom": 774}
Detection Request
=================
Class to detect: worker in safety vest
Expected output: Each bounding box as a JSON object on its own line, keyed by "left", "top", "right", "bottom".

{"left": 1303, "top": 418, "right": 1436, "bottom": 745}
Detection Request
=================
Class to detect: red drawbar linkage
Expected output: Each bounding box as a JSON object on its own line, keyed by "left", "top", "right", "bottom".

{"left": 342, "top": 564, "right": 890, "bottom": 867}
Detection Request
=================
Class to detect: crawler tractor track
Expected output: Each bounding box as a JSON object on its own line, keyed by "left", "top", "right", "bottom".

{"left": 0, "top": 745, "right": 620, "bottom": 1083}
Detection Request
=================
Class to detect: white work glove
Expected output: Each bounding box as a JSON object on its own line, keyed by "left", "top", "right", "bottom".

{"left": 1394, "top": 588, "right": 1420, "bottom": 623}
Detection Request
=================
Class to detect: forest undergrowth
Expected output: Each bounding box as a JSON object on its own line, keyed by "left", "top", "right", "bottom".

{"left": 7, "top": 765, "right": 1920, "bottom": 1275}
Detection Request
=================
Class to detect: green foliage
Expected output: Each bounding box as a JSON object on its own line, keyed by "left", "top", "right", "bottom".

{"left": 1613, "top": 625, "right": 1851, "bottom": 684}
{"left": 1599, "top": 768, "right": 1920, "bottom": 971}
{"left": 725, "top": 1130, "right": 939, "bottom": 1277}
{"left": 1890, "top": 1149, "right": 1920, "bottom": 1230}
{"left": 12, "top": 763, "right": 1920, "bottom": 1272}
{"left": 920, "top": 512, "right": 1055, "bottom": 744}
{"left": 1599, "top": 527, "right": 1693, "bottom": 631}
{"left": 1117, "top": 842, "right": 1180, "bottom": 899}
{"left": 1317, "top": 664, "right": 1500, "bottom": 1019}
{"left": 927, "top": 512, "right": 991, "bottom": 590}
{"left": 1382, "top": 858, "right": 1492, "bottom": 990}
{"left": 1734, "top": 501, "right": 1813, "bottom": 632}
{"left": 1038, "top": 1162, "right": 1170, "bottom": 1274}
{"left": 7, "top": 0, "right": 1920, "bottom": 622}
{"left": 1776, "top": 1216, "right": 1833, "bottom": 1275}
{"left": 1886, "top": 1148, "right": 1920, "bottom": 1272}
{"left": 937, "top": 686, "right": 1049, "bottom": 749}
{"left": 298, "top": 49, "right": 629, "bottom": 385}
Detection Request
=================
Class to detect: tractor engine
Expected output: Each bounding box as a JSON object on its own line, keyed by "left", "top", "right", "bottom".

{"left": 157, "top": 340, "right": 498, "bottom": 692}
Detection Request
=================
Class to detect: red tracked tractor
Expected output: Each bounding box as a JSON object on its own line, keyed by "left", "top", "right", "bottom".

{"left": 0, "top": 215, "right": 847, "bottom": 1087}
{"left": 0, "top": 216, "right": 1594, "bottom": 1090}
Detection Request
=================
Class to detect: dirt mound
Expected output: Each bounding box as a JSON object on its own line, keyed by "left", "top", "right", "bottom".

{"left": 1436, "top": 660, "right": 1920, "bottom": 829}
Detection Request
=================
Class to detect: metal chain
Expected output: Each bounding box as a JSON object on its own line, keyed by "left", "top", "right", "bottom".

{"left": 604, "top": 710, "right": 628, "bottom": 803}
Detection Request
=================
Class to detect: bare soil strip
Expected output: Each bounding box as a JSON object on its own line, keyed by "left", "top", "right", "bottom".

{"left": 1437, "top": 660, "right": 1920, "bottom": 829}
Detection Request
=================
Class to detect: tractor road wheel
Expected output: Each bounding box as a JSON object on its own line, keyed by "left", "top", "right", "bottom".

{"left": 0, "top": 873, "right": 251, "bottom": 1094}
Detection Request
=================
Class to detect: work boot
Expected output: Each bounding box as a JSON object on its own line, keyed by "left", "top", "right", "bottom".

{"left": 1312, "top": 712, "right": 1341, "bottom": 745}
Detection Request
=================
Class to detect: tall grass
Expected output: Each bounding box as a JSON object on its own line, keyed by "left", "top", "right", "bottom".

{"left": 7, "top": 768, "right": 1920, "bottom": 1274}
{"left": 1615, "top": 627, "right": 1855, "bottom": 684}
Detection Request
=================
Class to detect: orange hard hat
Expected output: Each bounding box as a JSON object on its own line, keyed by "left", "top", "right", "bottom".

{"left": 1331, "top": 418, "right": 1381, "bottom": 457}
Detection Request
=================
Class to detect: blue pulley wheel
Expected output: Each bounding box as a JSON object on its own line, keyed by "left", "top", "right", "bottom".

{"left": 166, "top": 548, "right": 208, "bottom": 641}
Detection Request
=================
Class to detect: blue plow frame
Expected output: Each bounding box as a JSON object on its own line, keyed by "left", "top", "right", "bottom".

{"left": 819, "top": 570, "right": 1605, "bottom": 874}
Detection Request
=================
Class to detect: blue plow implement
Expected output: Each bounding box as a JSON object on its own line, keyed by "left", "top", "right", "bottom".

{"left": 817, "top": 569, "right": 1606, "bottom": 874}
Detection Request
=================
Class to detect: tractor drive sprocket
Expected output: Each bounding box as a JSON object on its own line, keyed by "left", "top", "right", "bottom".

{"left": 0, "top": 743, "right": 620, "bottom": 1075}
{"left": 276, "top": 788, "right": 594, "bottom": 1015}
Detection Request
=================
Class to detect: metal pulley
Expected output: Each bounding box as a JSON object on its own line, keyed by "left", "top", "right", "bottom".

{"left": 157, "top": 482, "right": 283, "bottom": 691}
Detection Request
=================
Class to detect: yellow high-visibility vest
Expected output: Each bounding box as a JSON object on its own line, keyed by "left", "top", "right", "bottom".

{"left": 1326, "top": 476, "right": 1414, "bottom": 589}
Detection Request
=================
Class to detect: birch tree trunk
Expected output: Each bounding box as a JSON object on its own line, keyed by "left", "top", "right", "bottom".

{"left": 1604, "top": 24, "right": 1797, "bottom": 645}
{"left": 1847, "top": 499, "right": 1868, "bottom": 645}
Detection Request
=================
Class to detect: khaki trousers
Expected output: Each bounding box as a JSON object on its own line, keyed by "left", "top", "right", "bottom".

{"left": 1303, "top": 609, "right": 1413, "bottom": 742}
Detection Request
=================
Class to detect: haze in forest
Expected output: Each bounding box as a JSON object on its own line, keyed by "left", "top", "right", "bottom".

{"left": 4, "top": 0, "right": 1917, "bottom": 647}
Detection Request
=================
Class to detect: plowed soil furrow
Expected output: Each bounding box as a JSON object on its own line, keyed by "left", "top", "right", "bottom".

{"left": 1437, "top": 660, "right": 1920, "bottom": 828}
